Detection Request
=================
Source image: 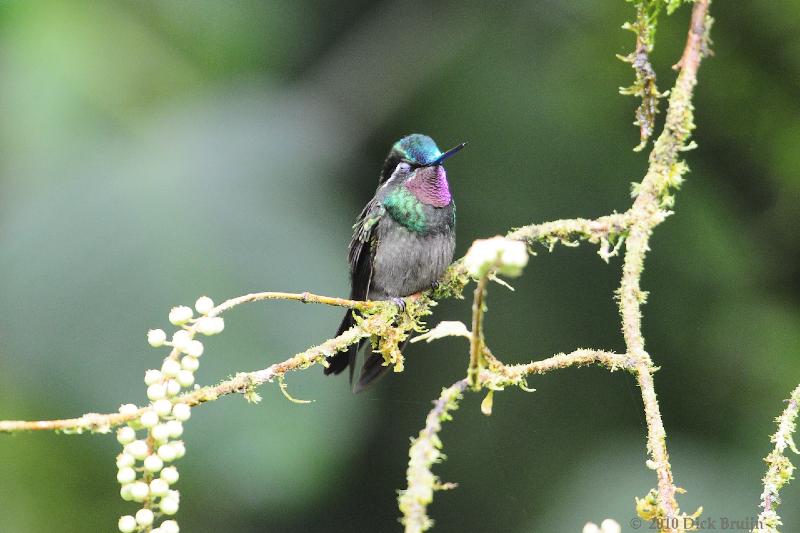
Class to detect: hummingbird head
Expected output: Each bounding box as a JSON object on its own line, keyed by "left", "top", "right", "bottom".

{"left": 379, "top": 134, "right": 466, "bottom": 184}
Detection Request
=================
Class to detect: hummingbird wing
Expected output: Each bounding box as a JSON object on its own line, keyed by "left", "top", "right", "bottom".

{"left": 325, "top": 199, "right": 385, "bottom": 380}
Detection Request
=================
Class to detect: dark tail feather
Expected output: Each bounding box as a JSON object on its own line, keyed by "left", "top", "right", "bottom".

{"left": 353, "top": 338, "right": 410, "bottom": 393}
{"left": 325, "top": 310, "right": 359, "bottom": 380}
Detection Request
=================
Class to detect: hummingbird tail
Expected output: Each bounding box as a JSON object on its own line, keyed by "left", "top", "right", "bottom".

{"left": 324, "top": 310, "right": 359, "bottom": 381}
{"left": 353, "top": 338, "right": 410, "bottom": 393}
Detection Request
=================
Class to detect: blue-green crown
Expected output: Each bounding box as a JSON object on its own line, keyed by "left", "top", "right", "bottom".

{"left": 393, "top": 134, "right": 442, "bottom": 166}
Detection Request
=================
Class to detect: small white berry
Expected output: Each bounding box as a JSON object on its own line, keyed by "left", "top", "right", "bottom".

{"left": 165, "top": 379, "right": 182, "bottom": 397}
{"left": 176, "top": 370, "right": 195, "bottom": 388}
{"left": 120, "top": 483, "right": 134, "bottom": 501}
{"left": 118, "top": 403, "right": 138, "bottom": 415}
{"left": 171, "top": 441, "right": 186, "bottom": 459}
{"left": 171, "top": 330, "right": 193, "bottom": 351}
{"left": 161, "top": 359, "right": 181, "bottom": 377}
{"left": 169, "top": 306, "right": 193, "bottom": 325}
{"left": 143, "top": 454, "right": 164, "bottom": 472}
{"left": 600, "top": 519, "right": 621, "bottom": 533}
{"left": 166, "top": 420, "right": 184, "bottom": 439}
{"left": 160, "top": 496, "right": 180, "bottom": 515}
{"left": 149, "top": 478, "right": 170, "bottom": 497}
{"left": 126, "top": 440, "right": 149, "bottom": 460}
{"left": 160, "top": 466, "right": 179, "bottom": 484}
{"left": 135, "top": 508, "right": 155, "bottom": 526}
{"left": 117, "top": 426, "right": 136, "bottom": 445}
{"left": 582, "top": 524, "right": 601, "bottom": 533}
{"left": 195, "top": 296, "right": 214, "bottom": 315}
{"left": 116, "top": 453, "right": 135, "bottom": 469}
{"left": 118, "top": 515, "right": 137, "bottom": 533}
{"left": 181, "top": 356, "right": 200, "bottom": 372}
{"left": 139, "top": 410, "right": 159, "bottom": 428}
{"left": 144, "top": 369, "right": 163, "bottom": 386}
{"left": 147, "top": 329, "right": 167, "bottom": 347}
{"left": 185, "top": 340, "right": 204, "bottom": 358}
{"left": 158, "top": 443, "right": 177, "bottom": 462}
{"left": 195, "top": 316, "right": 224, "bottom": 336}
{"left": 116, "top": 467, "right": 136, "bottom": 484}
{"left": 160, "top": 519, "right": 180, "bottom": 533}
{"left": 147, "top": 383, "right": 167, "bottom": 401}
{"left": 172, "top": 403, "right": 191, "bottom": 421}
{"left": 129, "top": 481, "right": 149, "bottom": 502}
{"left": 153, "top": 399, "right": 173, "bottom": 417}
{"left": 151, "top": 424, "right": 171, "bottom": 443}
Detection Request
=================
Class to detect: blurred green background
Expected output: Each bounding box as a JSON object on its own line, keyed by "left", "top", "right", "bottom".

{"left": 1, "top": 1, "right": 798, "bottom": 531}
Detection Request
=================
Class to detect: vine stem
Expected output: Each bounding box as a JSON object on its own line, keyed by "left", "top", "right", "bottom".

{"left": 467, "top": 275, "right": 489, "bottom": 389}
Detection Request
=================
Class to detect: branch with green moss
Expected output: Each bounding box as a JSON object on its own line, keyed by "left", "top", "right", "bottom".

{"left": 753, "top": 384, "right": 800, "bottom": 533}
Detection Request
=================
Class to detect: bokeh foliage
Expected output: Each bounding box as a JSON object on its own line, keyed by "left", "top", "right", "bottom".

{"left": 0, "top": 1, "right": 798, "bottom": 531}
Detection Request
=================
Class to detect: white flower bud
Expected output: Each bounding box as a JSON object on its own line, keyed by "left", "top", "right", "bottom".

{"left": 118, "top": 403, "right": 138, "bottom": 415}
{"left": 181, "top": 356, "right": 200, "bottom": 372}
{"left": 600, "top": 519, "right": 621, "bottom": 533}
{"left": 135, "top": 508, "right": 155, "bottom": 526}
{"left": 463, "top": 236, "right": 529, "bottom": 278}
{"left": 129, "top": 481, "right": 149, "bottom": 502}
{"left": 195, "top": 296, "right": 214, "bottom": 315}
{"left": 144, "top": 369, "right": 163, "bottom": 386}
{"left": 582, "top": 524, "right": 601, "bottom": 533}
{"left": 143, "top": 454, "right": 164, "bottom": 472}
{"left": 126, "top": 440, "right": 149, "bottom": 460}
{"left": 117, "top": 426, "right": 136, "bottom": 445}
{"left": 172, "top": 403, "right": 191, "bottom": 421}
{"left": 116, "top": 467, "right": 136, "bottom": 484}
{"left": 176, "top": 370, "right": 195, "bottom": 388}
{"left": 118, "top": 515, "right": 137, "bottom": 533}
{"left": 165, "top": 379, "right": 181, "bottom": 397}
{"left": 171, "top": 330, "right": 193, "bottom": 351}
{"left": 151, "top": 423, "right": 171, "bottom": 443}
{"left": 116, "top": 453, "right": 135, "bottom": 469}
{"left": 139, "top": 410, "right": 159, "bottom": 428}
{"left": 195, "top": 316, "right": 224, "bottom": 336}
{"left": 153, "top": 399, "right": 173, "bottom": 417}
{"left": 120, "top": 483, "right": 134, "bottom": 501}
{"left": 168, "top": 306, "right": 193, "bottom": 325}
{"left": 166, "top": 420, "right": 184, "bottom": 439}
{"left": 160, "top": 496, "right": 180, "bottom": 515}
{"left": 147, "top": 383, "right": 167, "bottom": 401}
{"left": 160, "top": 520, "right": 180, "bottom": 533}
{"left": 185, "top": 340, "right": 204, "bottom": 358}
{"left": 160, "top": 466, "right": 179, "bottom": 484}
{"left": 157, "top": 443, "right": 177, "bottom": 462}
{"left": 147, "top": 329, "right": 167, "bottom": 347}
{"left": 171, "top": 440, "right": 186, "bottom": 459}
{"left": 161, "top": 359, "right": 181, "bottom": 378}
{"left": 149, "top": 478, "right": 170, "bottom": 497}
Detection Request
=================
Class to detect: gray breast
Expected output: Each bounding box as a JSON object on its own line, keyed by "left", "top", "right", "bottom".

{"left": 370, "top": 218, "right": 455, "bottom": 299}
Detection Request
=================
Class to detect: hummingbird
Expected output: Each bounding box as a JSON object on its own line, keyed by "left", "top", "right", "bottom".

{"left": 325, "top": 134, "right": 465, "bottom": 392}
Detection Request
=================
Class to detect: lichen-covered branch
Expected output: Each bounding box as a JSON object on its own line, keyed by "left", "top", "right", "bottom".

{"left": 617, "top": 1, "right": 712, "bottom": 526}
{"left": 753, "top": 384, "right": 800, "bottom": 533}
{"left": 0, "top": 322, "right": 372, "bottom": 434}
{"left": 399, "top": 379, "right": 469, "bottom": 533}
{"left": 399, "top": 349, "right": 633, "bottom": 531}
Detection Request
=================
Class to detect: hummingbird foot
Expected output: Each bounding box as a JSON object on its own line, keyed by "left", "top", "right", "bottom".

{"left": 390, "top": 297, "right": 407, "bottom": 314}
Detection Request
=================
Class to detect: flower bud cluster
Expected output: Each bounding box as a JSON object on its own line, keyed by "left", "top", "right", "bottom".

{"left": 463, "top": 236, "right": 529, "bottom": 278}
{"left": 118, "top": 296, "right": 220, "bottom": 531}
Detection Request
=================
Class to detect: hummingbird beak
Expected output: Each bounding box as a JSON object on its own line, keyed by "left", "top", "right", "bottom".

{"left": 431, "top": 142, "right": 467, "bottom": 165}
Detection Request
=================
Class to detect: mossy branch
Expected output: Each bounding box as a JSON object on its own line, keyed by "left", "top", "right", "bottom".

{"left": 753, "top": 384, "right": 800, "bottom": 533}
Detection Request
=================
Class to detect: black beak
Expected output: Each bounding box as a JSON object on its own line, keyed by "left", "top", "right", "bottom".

{"left": 431, "top": 142, "right": 467, "bottom": 165}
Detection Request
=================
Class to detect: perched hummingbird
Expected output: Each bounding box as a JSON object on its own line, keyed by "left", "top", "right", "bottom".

{"left": 325, "top": 134, "right": 465, "bottom": 392}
